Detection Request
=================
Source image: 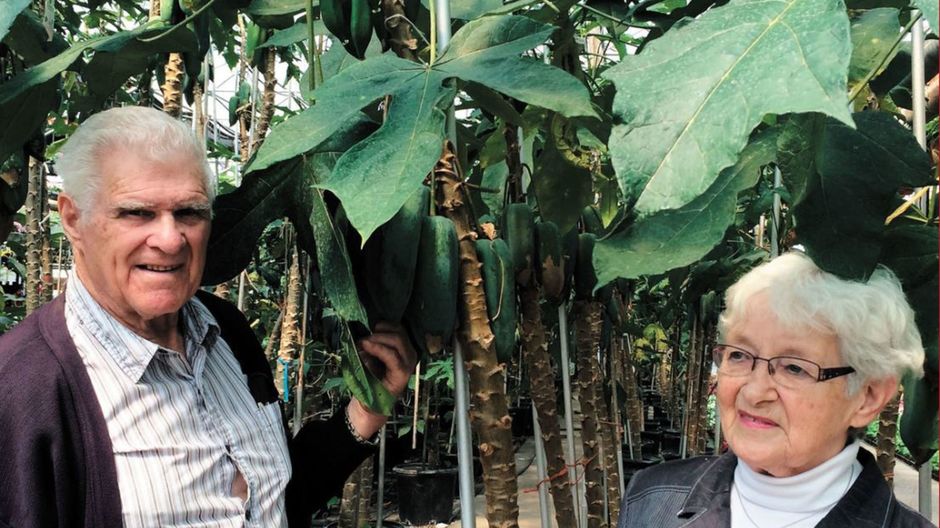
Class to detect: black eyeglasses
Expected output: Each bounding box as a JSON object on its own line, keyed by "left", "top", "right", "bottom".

{"left": 712, "top": 344, "right": 855, "bottom": 389}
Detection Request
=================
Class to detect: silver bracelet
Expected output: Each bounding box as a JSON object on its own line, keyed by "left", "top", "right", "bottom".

{"left": 344, "top": 405, "right": 380, "bottom": 446}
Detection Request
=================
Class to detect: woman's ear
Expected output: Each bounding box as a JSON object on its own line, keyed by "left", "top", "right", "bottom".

{"left": 849, "top": 376, "right": 898, "bottom": 429}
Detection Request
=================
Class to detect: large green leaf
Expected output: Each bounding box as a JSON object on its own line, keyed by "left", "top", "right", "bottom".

{"left": 247, "top": 0, "right": 309, "bottom": 15}
{"left": 204, "top": 158, "right": 304, "bottom": 285}
{"left": 775, "top": 113, "right": 826, "bottom": 205}
{"left": 848, "top": 8, "right": 901, "bottom": 89}
{"left": 912, "top": 0, "right": 938, "bottom": 35}
{"left": 593, "top": 129, "right": 778, "bottom": 287}
{"left": 83, "top": 28, "right": 198, "bottom": 109}
{"left": 256, "top": 15, "right": 594, "bottom": 242}
{"left": 260, "top": 20, "right": 327, "bottom": 48}
{"left": 308, "top": 186, "right": 370, "bottom": 326}
{"left": 247, "top": 54, "right": 420, "bottom": 173}
{"left": 0, "top": 79, "right": 57, "bottom": 165}
{"left": 2, "top": 9, "right": 70, "bottom": 64}
{"left": 0, "top": 21, "right": 163, "bottom": 106}
{"left": 881, "top": 224, "right": 938, "bottom": 462}
{"left": 320, "top": 78, "right": 454, "bottom": 243}
{"left": 532, "top": 137, "right": 593, "bottom": 234}
{"left": 204, "top": 117, "right": 374, "bottom": 284}
{"left": 0, "top": 0, "right": 30, "bottom": 42}
{"left": 603, "top": 0, "right": 853, "bottom": 216}
{"left": 794, "top": 112, "right": 934, "bottom": 280}
{"left": 437, "top": 16, "right": 596, "bottom": 119}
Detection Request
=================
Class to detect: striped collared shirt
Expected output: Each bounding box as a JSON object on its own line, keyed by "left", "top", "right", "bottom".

{"left": 64, "top": 271, "right": 291, "bottom": 527}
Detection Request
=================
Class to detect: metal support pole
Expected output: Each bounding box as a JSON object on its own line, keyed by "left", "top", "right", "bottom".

{"left": 532, "top": 403, "right": 552, "bottom": 528}
{"left": 910, "top": 15, "right": 933, "bottom": 518}
{"left": 453, "top": 340, "right": 476, "bottom": 527}
{"left": 771, "top": 166, "right": 782, "bottom": 258}
{"left": 558, "top": 304, "right": 584, "bottom": 528}
{"left": 376, "top": 424, "right": 387, "bottom": 527}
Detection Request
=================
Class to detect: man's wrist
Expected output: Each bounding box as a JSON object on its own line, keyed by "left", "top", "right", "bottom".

{"left": 345, "top": 398, "right": 386, "bottom": 445}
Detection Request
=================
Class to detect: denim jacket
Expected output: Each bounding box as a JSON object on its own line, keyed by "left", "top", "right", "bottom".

{"left": 618, "top": 448, "right": 934, "bottom": 528}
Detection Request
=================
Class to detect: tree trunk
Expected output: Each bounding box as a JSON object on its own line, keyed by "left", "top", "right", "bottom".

{"left": 573, "top": 299, "right": 607, "bottom": 528}
{"left": 339, "top": 457, "right": 372, "bottom": 528}
{"left": 436, "top": 143, "right": 519, "bottom": 528}
{"left": 264, "top": 308, "right": 285, "bottom": 360}
{"left": 25, "top": 157, "right": 44, "bottom": 315}
{"left": 621, "top": 334, "right": 643, "bottom": 460}
{"left": 276, "top": 249, "right": 303, "bottom": 399}
{"left": 596, "top": 319, "right": 621, "bottom": 524}
{"left": 877, "top": 393, "right": 900, "bottom": 487}
{"left": 684, "top": 307, "right": 702, "bottom": 456}
{"left": 193, "top": 80, "right": 205, "bottom": 141}
{"left": 695, "top": 321, "right": 716, "bottom": 453}
{"left": 381, "top": 0, "right": 418, "bottom": 61}
{"left": 252, "top": 48, "right": 277, "bottom": 153}
{"left": 519, "top": 283, "right": 578, "bottom": 528}
{"left": 161, "top": 53, "right": 184, "bottom": 118}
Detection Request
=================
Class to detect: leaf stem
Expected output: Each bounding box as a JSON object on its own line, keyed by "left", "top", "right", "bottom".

{"left": 306, "top": 0, "right": 317, "bottom": 92}
{"left": 139, "top": 0, "right": 220, "bottom": 42}
{"left": 848, "top": 11, "right": 922, "bottom": 104}
{"left": 429, "top": 0, "right": 437, "bottom": 66}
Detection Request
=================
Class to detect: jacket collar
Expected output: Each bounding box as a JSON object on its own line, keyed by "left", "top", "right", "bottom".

{"left": 676, "top": 452, "right": 737, "bottom": 526}
{"left": 676, "top": 448, "right": 895, "bottom": 527}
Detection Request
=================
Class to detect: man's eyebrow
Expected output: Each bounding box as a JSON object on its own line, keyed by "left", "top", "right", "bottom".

{"left": 110, "top": 200, "right": 152, "bottom": 212}
{"left": 175, "top": 201, "right": 212, "bottom": 212}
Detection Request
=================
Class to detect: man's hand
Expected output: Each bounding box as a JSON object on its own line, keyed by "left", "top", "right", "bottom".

{"left": 346, "top": 322, "right": 418, "bottom": 440}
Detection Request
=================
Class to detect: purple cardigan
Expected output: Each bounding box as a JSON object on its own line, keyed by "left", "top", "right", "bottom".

{"left": 0, "top": 291, "right": 373, "bottom": 528}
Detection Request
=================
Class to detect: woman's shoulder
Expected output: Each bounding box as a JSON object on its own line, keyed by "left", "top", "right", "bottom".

{"left": 627, "top": 453, "right": 731, "bottom": 493}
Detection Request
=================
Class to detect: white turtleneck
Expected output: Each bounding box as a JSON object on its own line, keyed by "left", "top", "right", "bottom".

{"left": 730, "top": 440, "right": 863, "bottom": 528}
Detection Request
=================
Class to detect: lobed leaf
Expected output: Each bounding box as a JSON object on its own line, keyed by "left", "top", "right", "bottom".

{"left": 593, "top": 128, "right": 778, "bottom": 287}
{"left": 603, "top": 0, "right": 853, "bottom": 216}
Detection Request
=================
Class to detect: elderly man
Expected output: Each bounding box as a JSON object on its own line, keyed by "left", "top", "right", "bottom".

{"left": 0, "top": 106, "right": 416, "bottom": 527}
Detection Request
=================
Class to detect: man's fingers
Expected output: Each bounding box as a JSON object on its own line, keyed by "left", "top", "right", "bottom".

{"left": 358, "top": 339, "right": 405, "bottom": 374}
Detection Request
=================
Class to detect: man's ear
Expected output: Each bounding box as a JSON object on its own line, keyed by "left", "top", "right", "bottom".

{"left": 849, "top": 376, "right": 898, "bottom": 429}
{"left": 58, "top": 193, "right": 83, "bottom": 245}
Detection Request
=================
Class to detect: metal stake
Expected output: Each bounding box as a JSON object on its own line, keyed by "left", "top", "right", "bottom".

{"left": 558, "top": 304, "right": 584, "bottom": 528}
{"left": 910, "top": 15, "right": 933, "bottom": 518}
{"left": 453, "top": 340, "right": 476, "bottom": 527}
{"left": 771, "top": 166, "right": 782, "bottom": 258}
{"left": 533, "top": 403, "right": 552, "bottom": 528}
{"left": 376, "top": 424, "right": 387, "bottom": 527}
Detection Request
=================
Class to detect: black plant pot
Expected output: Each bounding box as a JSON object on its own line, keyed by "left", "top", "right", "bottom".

{"left": 509, "top": 406, "right": 534, "bottom": 438}
{"left": 392, "top": 463, "right": 458, "bottom": 526}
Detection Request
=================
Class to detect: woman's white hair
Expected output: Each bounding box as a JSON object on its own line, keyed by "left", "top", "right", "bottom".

{"left": 718, "top": 251, "right": 924, "bottom": 394}
{"left": 56, "top": 106, "right": 215, "bottom": 213}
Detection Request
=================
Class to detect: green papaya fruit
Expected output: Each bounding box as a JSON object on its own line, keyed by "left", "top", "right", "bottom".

{"left": 363, "top": 187, "right": 429, "bottom": 322}
{"left": 405, "top": 215, "right": 459, "bottom": 356}
{"left": 581, "top": 205, "right": 604, "bottom": 235}
{"left": 476, "top": 238, "right": 517, "bottom": 363}
{"left": 348, "top": 0, "right": 373, "bottom": 59}
{"left": 370, "top": 0, "right": 389, "bottom": 51}
{"left": 561, "top": 227, "right": 578, "bottom": 301}
{"left": 504, "top": 203, "right": 534, "bottom": 284}
{"left": 320, "top": 0, "right": 352, "bottom": 49}
{"left": 535, "top": 221, "right": 564, "bottom": 304}
{"left": 574, "top": 233, "right": 597, "bottom": 300}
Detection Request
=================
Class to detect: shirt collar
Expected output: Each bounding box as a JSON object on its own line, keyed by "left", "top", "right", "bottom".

{"left": 64, "top": 269, "right": 219, "bottom": 383}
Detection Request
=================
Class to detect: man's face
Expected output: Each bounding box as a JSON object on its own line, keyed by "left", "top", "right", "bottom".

{"left": 61, "top": 149, "right": 211, "bottom": 332}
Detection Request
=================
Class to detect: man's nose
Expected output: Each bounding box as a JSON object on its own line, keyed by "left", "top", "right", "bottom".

{"left": 148, "top": 214, "right": 187, "bottom": 253}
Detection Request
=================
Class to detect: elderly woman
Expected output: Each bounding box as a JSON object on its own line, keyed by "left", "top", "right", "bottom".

{"left": 618, "top": 252, "right": 934, "bottom": 527}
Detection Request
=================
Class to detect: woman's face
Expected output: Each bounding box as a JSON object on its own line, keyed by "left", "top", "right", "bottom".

{"left": 717, "top": 292, "right": 884, "bottom": 477}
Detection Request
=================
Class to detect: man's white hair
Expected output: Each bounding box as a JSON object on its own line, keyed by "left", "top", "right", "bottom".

{"left": 718, "top": 251, "right": 925, "bottom": 395}
{"left": 56, "top": 106, "right": 215, "bottom": 213}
